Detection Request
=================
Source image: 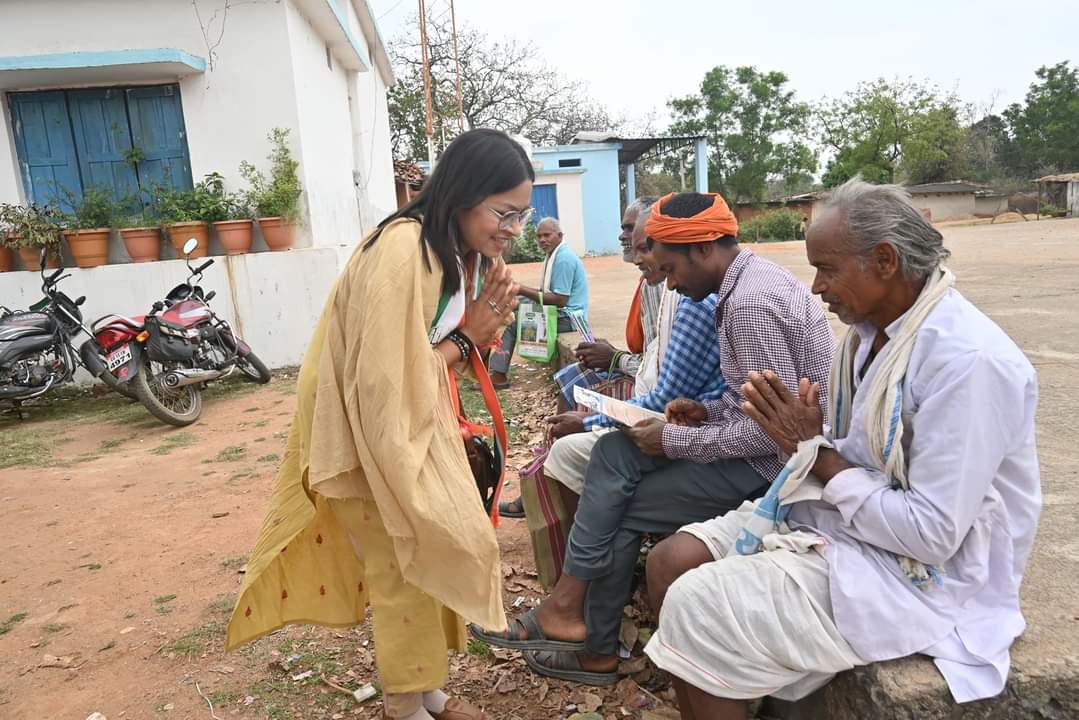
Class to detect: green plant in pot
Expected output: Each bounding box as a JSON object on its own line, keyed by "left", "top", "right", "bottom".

{"left": 117, "top": 205, "right": 163, "bottom": 263}
{"left": 0, "top": 203, "right": 17, "bottom": 272}
{"left": 214, "top": 190, "right": 255, "bottom": 256}
{"left": 3, "top": 202, "right": 64, "bottom": 271}
{"left": 150, "top": 176, "right": 218, "bottom": 259}
{"left": 241, "top": 127, "right": 303, "bottom": 251}
{"left": 62, "top": 185, "right": 119, "bottom": 268}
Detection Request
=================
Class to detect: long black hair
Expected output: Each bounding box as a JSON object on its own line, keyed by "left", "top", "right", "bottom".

{"left": 365, "top": 129, "right": 534, "bottom": 295}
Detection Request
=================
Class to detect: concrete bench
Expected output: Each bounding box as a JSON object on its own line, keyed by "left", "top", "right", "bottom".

{"left": 762, "top": 649, "right": 1078, "bottom": 718}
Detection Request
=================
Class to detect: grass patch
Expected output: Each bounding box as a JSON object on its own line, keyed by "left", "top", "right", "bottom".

{"left": 207, "top": 594, "right": 236, "bottom": 614}
{"left": 272, "top": 431, "right": 288, "bottom": 441}
{"left": 207, "top": 689, "right": 241, "bottom": 705}
{"left": 163, "top": 620, "right": 224, "bottom": 656}
{"left": 78, "top": 563, "right": 102, "bottom": 571}
{"left": 460, "top": 386, "right": 520, "bottom": 443}
{"left": 98, "top": 640, "right": 116, "bottom": 652}
{"left": 153, "top": 594, "right": 177, "bottom": 605}
{"left": 155, "top": 605, "right": 174, "bottom": 615}
{"left": 213, "top": 446, "right": 246, "bottom": 462}
{"left": 45, "top": 520, "right": 59, "bottom": 527}
{"left": 124, "top": 611, "right": 136, "bottom": 619}
{"left": 226, "top": 471, "right": 253, "bottom": 484}
{"left": 57, "top": 603, "right": 78, "bottom": 613}
{"left": 44, "top": 623, "right": 67, "bottom": 634}
{"left": 252, "top": 419, "right": 269, "bottom": 428}
{"left": 221, "top": 555, "right": 248, "bottom": 570}
{"left": 45, "top": 579, "right": 62, "bottom": 587}
{"left": 150, "top": 432, "right": 196, "bottom": 456}
{"left": 466, "top": 638, "right": 494, "bottom": 660}
{"left": 0, "top": 612, "right": 28, "bottom": 636}
{"left": 257, "top": 454, "right": 280, "bottom": 463}
{"left": 243, "top": 407, "right": 260, "bottom": 413}
{"left": 98, "top": 437, "right": 127, "bottom": 451}
{"left": 254, "top": 436, "right": 266, "bottom": 443}
{"left": 0, "top": 433, "right": 50, "bottom": 469}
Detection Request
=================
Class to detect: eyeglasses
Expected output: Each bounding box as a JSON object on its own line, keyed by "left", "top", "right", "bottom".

{"left": 486, "top": 205, "right": 535, "bottom": 231}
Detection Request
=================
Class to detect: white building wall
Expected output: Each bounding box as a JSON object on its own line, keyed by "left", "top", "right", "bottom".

{"left": 2, "top": 249, "right": 345, "bottom": 374}
{"left": 536, "top": 171, "right": 587, "bottom": 256}
{"left": 284, "top": 1, "right": 365, "bottom": 247}
{"left": 912, "top": 193, "right": 975, "bottom": 222}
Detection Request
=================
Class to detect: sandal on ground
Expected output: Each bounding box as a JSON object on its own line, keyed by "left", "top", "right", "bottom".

{"left": 498, "top": 496, "right": 525, "bottom": 518}
{"left": 522, "top": 648, "right": 619, "bottom": 686}
{"left": 383, "top": 698, "right": 488, "bottom": 720}
{"left": 434, "top": 698, "right": 489, "bottom": 720}
{"left": 468, "top": 608, "right": 585, "bottom": 653}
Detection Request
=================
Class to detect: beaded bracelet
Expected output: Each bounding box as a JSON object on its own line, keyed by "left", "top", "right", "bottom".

{"left": 447, "top": 330, "right": 474, "bottom": 363}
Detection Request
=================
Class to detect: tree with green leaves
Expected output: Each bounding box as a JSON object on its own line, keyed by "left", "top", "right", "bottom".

{"left": 667, "top": 66, "right": 815, "bottom": 202}
{"left": 816, "top": 78, "right": 966, "bottom": 186}
{"left": 388, "top": 15, "right": 613, "bottom": 160}
{"left": 1004, "top": 61, "right": 1079, "bottom": 175}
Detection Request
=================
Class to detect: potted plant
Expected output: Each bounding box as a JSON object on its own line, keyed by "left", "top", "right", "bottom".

{"left": 0, "top": 203, "right": 16, "bottom": 272}
{"left": 213, "top": 191, "right": 255, "bottom": 256}
{"left": 241, "top": 128, "right": 302, "bottom": 252}
{"left": 62, "top": 185, "right": 118, "bottom": 268}
{"left": 117, "top": 208, "right": 163, "bottom": 263}
{"left": 152, "top": 175, "right": 225, "bottom": 259}
{"left": 5, "top": 203, "right": 63, "bottom": 270}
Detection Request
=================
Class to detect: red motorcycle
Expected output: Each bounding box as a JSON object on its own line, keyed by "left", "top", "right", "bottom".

{"left": 84, "top": 238, "right": 270, "bottom": 426}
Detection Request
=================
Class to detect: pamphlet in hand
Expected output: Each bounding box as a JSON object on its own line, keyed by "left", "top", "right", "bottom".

{"left": 574, "top": 386, "right": 665, "bottom": 427}
{"left": 569, "top": 312, "right": 594, "bottom": 343}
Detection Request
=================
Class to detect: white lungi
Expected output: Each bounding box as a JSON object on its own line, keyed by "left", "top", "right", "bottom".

{"left": 542, "top": 429, "right": 613, "bottom": 495}
{"left": 644, "top": 501, "right": 864, "bottom": 701}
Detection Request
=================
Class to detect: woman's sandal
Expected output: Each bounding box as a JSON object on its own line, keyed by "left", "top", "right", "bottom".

{"left": 498, "top": 496, "right": 525, "bottom": 518}
{"left": 468, "top": 608, "right": 585, "bottom": 652}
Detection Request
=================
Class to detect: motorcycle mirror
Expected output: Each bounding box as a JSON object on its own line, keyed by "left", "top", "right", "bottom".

{"left": 39, "top": 247, "right": 47, "bottom": 271}
{"left": 75, "top": 296, "right": 86, "bottom": 306}
{"left": 183, "top": 238, "right": 199, "bottom": 256}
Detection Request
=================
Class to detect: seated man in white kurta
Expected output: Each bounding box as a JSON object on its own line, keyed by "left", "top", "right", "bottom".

{"left": 643, "top": 178, "right": 1041, "bottom": 720}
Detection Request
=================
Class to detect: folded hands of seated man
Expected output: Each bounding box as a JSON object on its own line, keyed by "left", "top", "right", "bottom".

{"left": 741, "top": 370, "right": 824, "bottom": 456}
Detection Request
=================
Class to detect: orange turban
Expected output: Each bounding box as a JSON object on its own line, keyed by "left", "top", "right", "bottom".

{"left": 645, "top": 192, "right": 739, "bottom": 243}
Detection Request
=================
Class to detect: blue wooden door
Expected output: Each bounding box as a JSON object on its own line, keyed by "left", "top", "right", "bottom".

{"left": 127, "top": 85, "right": 193, "bottom": 192}
{"left": 8, "top": 92, "right": 82, "bottom": 210}
{"left": 67, "top": 88, "right": 140, "bottom": 203}
{"left": 531, "top": 184, "right": 559, "bottom": 223}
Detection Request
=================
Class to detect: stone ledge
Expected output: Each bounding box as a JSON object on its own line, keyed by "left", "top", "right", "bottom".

{"left": 763, "top": 648, "right": 1079, "bottom": 719}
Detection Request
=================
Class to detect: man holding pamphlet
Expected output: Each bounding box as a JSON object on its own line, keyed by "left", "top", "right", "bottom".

{"left": 473, "top": 191, "right": 836, "bottom": 687}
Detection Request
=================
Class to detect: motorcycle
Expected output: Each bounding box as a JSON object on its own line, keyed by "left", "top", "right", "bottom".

{"left": 85, "top": 238, "right": 270, "bottom": 427}
{"left": 0, "top": 250, "right": 130, "bottom": 415}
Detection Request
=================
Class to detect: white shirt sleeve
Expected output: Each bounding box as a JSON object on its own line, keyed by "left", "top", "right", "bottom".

{"left": 822, "top": 351, "right": 1033, "bottom": 567}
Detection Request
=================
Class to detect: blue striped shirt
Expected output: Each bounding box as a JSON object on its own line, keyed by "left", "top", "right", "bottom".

{"left": 584, "top": 293, "right": 726, "bottom": 430}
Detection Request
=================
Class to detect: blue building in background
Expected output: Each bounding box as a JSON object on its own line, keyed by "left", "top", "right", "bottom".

{"left": 530, "top": 134, "right": 708, "bottom": 256}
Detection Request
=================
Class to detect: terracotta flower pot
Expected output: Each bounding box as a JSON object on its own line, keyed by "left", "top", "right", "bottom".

{"left": 0, "top": 246, "right": 12, "bottom": 272}
{"left": 213, "top": 219, "right": 254, "bottom": 256}
{"left": 258, "top": 217, "right": 297, "bottom": 252}
{"left": 63, "top": 228, "right": 111, "bottom": 268}
{"left": 167, "top": 221, "right": 210, "bottom": 259}
{"left": 120, "top": 227, "right": 162, "bottom": 263}
{"left": 17, "top": 245, "right": 60, "bottom": 271}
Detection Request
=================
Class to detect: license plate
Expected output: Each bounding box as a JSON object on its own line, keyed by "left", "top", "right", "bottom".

{"left": 105, "top": 345, "right": 132, "bottom": 371}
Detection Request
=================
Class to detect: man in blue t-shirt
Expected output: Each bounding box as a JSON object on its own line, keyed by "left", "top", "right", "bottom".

{"left": 489, "top": 217, "right": 590, "bottom": 388}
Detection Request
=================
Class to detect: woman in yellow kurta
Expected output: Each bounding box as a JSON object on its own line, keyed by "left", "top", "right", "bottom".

{"left": 226, "top": 129, "right": 535, "bottom": 720}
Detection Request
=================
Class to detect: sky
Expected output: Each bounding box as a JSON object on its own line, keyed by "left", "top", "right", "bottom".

{"left": 368, "top": 0, "right": 1079, "bottom": 130}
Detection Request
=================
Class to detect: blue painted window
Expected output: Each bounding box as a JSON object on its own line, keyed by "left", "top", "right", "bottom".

{"left": 531, "top": 184, "right": 558, "bottom": 223}
{"left": 8, "top": 83, "right": 193, "bottom": 210}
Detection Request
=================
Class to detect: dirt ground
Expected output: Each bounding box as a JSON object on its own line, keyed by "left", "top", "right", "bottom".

{"left": 1, "top": 216, "right": 1076, "bottom": 720}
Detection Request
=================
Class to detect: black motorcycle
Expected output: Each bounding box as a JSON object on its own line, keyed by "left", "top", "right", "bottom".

{"left": 0, "top": 251, "right": 128, "bottom": 416}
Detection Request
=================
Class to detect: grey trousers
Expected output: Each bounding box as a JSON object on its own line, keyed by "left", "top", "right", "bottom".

{"left": 563, "top": 430, "right": 768, "bottom": 656}
{"left": 489, "top": 307, "right": 573, "bottom": 374}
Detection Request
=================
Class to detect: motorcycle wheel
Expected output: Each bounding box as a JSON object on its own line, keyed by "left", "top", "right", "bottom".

{"left": 236, "top": 350, "right": 272, "bottom": 384}
{"left": 132, "top": 358, "right": 203, "bottom": 427}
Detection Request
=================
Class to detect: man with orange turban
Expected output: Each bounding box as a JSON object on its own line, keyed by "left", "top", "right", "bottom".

{"left": 472, "top": 192, "right": 836, "bottom": 686}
